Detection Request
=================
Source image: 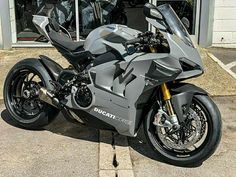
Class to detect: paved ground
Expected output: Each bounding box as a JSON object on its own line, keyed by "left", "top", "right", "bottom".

{"left": 188, "top": 48, "right": 236, "bottom": 96}
{"left": 0, "top": 103, "right": 99, "bottom": 177}
{"left": 0, "top": 96, "right": 236, "bottom": 177}
{"left": 208, "top": 47, "right": 236, "bottom": 66}
{"left": 208, "top": 47, "right": 236, "bottom": 78}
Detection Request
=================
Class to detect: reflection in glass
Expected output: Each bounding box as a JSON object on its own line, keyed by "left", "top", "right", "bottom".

{"left": 79, "top": 0, "right": 148, "bottom": 38}
{"left": 79, "top": 0, "right": 128, "bottom": 38}
{"left": 15, "top": 0, "right": 76, "bottom": 42}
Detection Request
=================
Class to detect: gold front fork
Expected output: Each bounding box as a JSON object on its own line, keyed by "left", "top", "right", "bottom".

{"left": 161, "top": 83, "right": 171, "bottom": 101}
{"left": 161, "top": 83, "right": 175, "bottom": 116}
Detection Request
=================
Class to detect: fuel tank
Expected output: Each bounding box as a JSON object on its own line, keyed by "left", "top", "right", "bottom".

{"left": 84, "top": 24, "right": 141, "bottom": 55}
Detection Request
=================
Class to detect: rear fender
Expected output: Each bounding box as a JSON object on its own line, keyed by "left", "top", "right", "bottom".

{"left": 170, "top": 83, "right": 208, "bottom": 123}
{"left": 39, "top": 55, "right": 63, "bottom": 81}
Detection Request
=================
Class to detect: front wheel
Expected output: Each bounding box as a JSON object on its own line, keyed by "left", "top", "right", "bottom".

{"left": 143, "top": 95, "right": 222, "bottom": 166}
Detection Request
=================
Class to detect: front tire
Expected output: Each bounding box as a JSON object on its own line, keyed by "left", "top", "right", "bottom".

{"left": 143, "top": 95, "right": 222, "bottom": 166}
{"left": 3, "top": 58, "right": 59, "bottom": 129}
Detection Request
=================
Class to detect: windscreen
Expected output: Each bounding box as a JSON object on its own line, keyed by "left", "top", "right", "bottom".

{"left": 157, "top": 4, "right": 194, "bottom": 47}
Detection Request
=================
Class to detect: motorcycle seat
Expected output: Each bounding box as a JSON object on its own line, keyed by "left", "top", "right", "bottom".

{"left": 47, "top": 19, "right": 93, "bottom": 65}
{"left": 49, "top": 30, "right": 85, "bottom": 52}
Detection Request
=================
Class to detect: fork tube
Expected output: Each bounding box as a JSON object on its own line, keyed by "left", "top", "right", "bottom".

{"left": 161, "top": 83, "right": 175, "bottom": 116}
{"left": 161, "top": 83, "right": 171, "bottom": 101}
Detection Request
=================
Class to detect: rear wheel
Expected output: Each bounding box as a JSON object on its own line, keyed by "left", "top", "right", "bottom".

{"left": 143, "top": 95, "right": 222, "bottom": 166}
{"left": 3, "top": 59, "right": 59, "bottom": 129}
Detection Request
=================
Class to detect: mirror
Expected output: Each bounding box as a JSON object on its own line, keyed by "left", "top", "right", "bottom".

{"left": 181, "top": 17, "right": 190, "bottom": 30}
{"left": 143, "top": 3, "right": 163, "bottom": 20}
{"left": 127, "top": 45, "right": 136, "bottom": 55}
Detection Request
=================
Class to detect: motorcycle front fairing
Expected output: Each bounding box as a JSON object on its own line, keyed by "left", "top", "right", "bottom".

{"left": 147, "top": 4, "right": 204, "bottom": 81}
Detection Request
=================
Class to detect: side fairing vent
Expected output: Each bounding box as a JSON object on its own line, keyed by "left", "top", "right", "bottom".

{"left": 179, "top": 57, "right": 201, "bottom": 71}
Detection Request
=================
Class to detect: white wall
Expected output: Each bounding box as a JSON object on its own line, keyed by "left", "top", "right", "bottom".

{"left": 213, "top": 0, "right": 236, "bottom": 48}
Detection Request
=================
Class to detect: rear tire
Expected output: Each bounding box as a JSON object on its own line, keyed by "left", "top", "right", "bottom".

{"left": 3, "top": 58, "right": 59, "bottom": 129}
{"left": 143, "top": 95, "right": 222, "bottom": 166}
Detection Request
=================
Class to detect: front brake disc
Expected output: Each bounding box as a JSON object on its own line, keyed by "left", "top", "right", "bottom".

{"left": 155, "top": 108, "right": 202, "bottom": 150}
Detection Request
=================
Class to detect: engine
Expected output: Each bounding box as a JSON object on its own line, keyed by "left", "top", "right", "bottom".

{"left": 57, "top": 69, "right": 93, "bottom": 109}
{"left": 74, "top": 84, "right": 93, "bottom": 108}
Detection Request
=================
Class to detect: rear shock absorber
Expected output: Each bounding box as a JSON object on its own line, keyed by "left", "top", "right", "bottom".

{"left": 161, "top": 83, "right": 180, "bottom": 130}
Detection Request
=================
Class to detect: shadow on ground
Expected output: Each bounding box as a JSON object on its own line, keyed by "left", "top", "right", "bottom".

{"left": 1, "top": 109, "right": 99, "bottom": 143}
{"left": 1, "top": 109, "right": 202, "bottom": 168}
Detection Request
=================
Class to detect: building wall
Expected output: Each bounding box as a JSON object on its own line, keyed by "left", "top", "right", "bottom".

{"left": 213, "top": 0, "right": 236, "bottom": 48}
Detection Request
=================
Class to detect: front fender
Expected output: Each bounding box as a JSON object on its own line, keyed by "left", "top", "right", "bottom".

{"left": 170, "top": 83, "right": 208, "bottom": 123}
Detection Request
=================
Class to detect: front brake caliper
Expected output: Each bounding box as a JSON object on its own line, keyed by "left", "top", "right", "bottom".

{"left": 153, "top": 109, "right": 172, "bottom": 129}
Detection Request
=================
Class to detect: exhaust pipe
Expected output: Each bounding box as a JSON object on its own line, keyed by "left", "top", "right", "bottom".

{"left": 39, "top": 87, "right": 60, "bottom": 108}
{"left": 39, "top": 87, "right": 85, "bottom": 124}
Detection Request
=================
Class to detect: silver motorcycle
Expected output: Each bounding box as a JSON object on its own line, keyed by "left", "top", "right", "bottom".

{"left": 4, "top": 3, "right": 221, "bottom": 166}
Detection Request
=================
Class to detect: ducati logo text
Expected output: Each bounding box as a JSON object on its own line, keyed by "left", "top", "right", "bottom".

{"left": 93, "top": 107, "right": 131, "bottom": 125}
{"left": 94, "top": 107, "right": 116, "bottom": 119}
